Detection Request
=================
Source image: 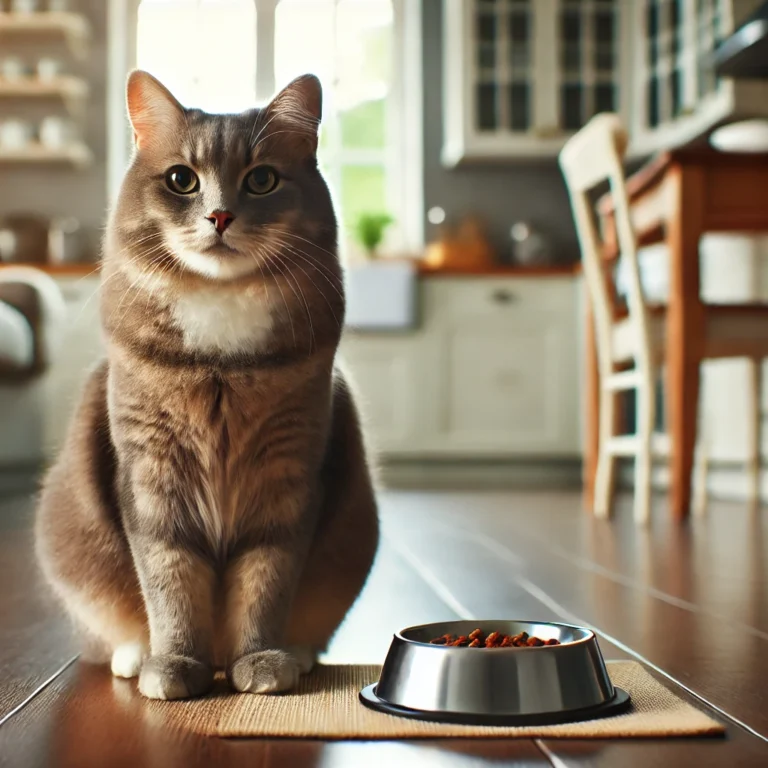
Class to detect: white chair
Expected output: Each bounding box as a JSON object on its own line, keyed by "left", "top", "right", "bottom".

{"left": 560, "top": 114, "right": 768, "bottom": 523}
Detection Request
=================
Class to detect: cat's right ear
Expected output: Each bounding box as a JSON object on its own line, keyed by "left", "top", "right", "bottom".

{"left": 126, "top": 70, "right": 185, "bottom": 150}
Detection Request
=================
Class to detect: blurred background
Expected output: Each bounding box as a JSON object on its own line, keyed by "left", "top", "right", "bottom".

{"left": 2, "top": 0, "right": 768, "bottom": 506}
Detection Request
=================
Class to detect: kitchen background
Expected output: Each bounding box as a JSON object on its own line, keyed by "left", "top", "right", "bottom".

{"left": 2, "top": 0, "right": 768, "bottom": 502}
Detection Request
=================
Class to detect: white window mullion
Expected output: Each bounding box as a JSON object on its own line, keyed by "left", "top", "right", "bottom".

{"left": 391, "top": 0, "right": 423, "bottom": 251}
{"left": 617, "top": 0, "right": 634, "bottom": 127}
{"left": 255, "top": 0, "right": 277, "bottom": 101}
{"left": 682, "top": 0, "right": 698, "bottom": 111}
{"left": 497, "top": 0, "right": 511, "bottom": 130}
{"left": 581, "top": 0, "right": 595, "bottom": 121}
{"left": 535, "top": 0, "right": 558, "bottom": 134}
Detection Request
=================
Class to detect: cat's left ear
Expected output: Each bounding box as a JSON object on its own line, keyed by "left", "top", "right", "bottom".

{"left": 126, "top": 70, "right": 185, "bottom": 151}
{"left": 266, "top": 74, "right": 323, "bottom": 153}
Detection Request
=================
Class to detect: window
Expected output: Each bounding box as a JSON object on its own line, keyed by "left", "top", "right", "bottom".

{"left": 115, "top": 0, "right": 423, "bottom": 254}
{"left": 137, "top": 0, "right": 257, "bottom": 113}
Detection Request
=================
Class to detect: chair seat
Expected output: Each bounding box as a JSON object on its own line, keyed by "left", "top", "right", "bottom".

{"left": 611, "top": 302, "right": 768, "bottom": 364}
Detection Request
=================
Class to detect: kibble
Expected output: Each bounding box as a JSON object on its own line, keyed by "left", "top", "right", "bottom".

{"left": 429, "top": 628, "right": 560, "bottom": 648}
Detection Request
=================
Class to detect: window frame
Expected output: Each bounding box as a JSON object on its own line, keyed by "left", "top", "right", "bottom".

{"left": 107, "top": 0, "right": 424, "bottom": 253}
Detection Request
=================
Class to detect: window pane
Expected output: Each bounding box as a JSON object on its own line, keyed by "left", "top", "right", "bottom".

{"left": 137, "top": 0, "right": 256, "bottom": 113}
{"left": 562, "top": 83, "right": 582, "bottom": 130}
{"left": 340, "top": 98, "right": 386, "bottom": 149}
{"left": 509, "top": 82, "right": 529, "bottom": 131}
{"left": 594, "top": 83, "right": 615, "bottom": 113}
{"left": 477, "top": 83, "right": 497, "bottom": 130}
{"left": 340, "top": 165, "right": 386, "bottom": 226}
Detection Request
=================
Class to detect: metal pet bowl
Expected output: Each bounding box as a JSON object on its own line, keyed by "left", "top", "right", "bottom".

{"left": 360, "top": 620, "right": 631, "bottom": 726}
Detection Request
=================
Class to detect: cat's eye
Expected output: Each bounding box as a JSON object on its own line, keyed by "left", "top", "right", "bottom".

{"left": 245, "top": 166, "right": 279, "bottom": 195}
{"left": 165, "top": 165, "right": 200, "bottom": 195}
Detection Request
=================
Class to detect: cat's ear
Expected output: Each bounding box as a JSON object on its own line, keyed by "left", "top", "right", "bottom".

{"left": 126, "top": 70, "right": 185, "bottom": 150}
{"left": 266, "top": 74, "right": 323, "bottom": 152}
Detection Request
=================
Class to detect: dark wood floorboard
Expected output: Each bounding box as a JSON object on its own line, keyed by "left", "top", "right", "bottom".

{"left": 3, "top": 487, "right": 768, "bottom": 766}
{"left": 0, "top": 513, "right": 546, "bottom": 768}
{"left": 0, "top": 495, "right": 77, "bottom": 721}
{"left": 379, "top": 493, "right": 768, "bottom": 767}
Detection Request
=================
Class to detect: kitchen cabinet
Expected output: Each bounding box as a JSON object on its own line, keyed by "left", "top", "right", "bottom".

{"left": 341, "top": 276, "right": 580, "bottom": 458}
{"left": 442, "top": 0, "right": 768, "bottom": 164}
{"left": 442, "top": 0, "right": 630, "bottom": 164}
{"left": 630, "top": 0, "right": 768, "bottom": 155}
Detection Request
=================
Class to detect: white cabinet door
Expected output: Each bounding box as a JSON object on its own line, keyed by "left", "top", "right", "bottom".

{"left": 424, "top": 278, "right": 580, "bottom": 455}
{"left": 340, "top": 277, "right": 580, "bottom": 458}
{"left": 339, "top": 331, "right": 434, "bottom": 455}
{"left": 442, "top": 0, "right": 628, "bottom": 164}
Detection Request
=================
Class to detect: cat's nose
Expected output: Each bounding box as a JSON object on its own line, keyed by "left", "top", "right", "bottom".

{"left": 206, "top": 210, "right": 235, "bottom": 235}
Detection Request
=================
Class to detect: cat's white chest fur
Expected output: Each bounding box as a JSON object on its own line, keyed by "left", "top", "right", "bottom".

{"left": 171, "top": 288, "right": 273, "bottom": 356}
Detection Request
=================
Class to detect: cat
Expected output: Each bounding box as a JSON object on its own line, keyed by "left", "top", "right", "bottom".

{"left": 34, "top": 71, "right": 379, "bottom": 701}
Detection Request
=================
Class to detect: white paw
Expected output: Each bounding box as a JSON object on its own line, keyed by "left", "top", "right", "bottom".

{"left": 287, "top": 645, "right": 317, "bottom": 674}
{"left": 111, "top": 642, "right": 146, "bottom": 679}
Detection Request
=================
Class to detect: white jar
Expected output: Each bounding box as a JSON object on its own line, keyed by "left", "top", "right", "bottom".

{"left": 0, "top": 119, "right": 34, "bottom": 150}
{"left": 39, "top": 116, "right": 73, "bottom": 148}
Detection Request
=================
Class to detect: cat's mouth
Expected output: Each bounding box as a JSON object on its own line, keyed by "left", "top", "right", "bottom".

{"left": 204, "top": 240, "right": 240, "bottom": 256}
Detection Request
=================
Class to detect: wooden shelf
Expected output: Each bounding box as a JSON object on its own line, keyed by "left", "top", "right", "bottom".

{"left": 0, "top": 262, "right": 99, "bottom": 276}
{"left": 0, "top": 76, "right": 88, "bottom": 99}
{"left": 0, "top": 141, "right": 92, "bottom": 168}
{"left": 0, "top": 12, "right": 91, "bottom": 59}
{"left": 0, "top": 76, "right": 88, "bottom": 115}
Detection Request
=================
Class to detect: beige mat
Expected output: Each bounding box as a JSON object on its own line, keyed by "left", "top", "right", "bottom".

{"left": 150, "top": 661, "right": 725, "bottom": 739}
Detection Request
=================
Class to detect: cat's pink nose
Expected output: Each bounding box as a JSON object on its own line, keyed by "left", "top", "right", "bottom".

{"left": 206, "top": 210, "right": 235, "bottom": 235}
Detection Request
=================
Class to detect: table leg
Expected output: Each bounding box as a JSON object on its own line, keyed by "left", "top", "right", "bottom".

{"left": 666, "top": 165, "right": 705, "bottom": 521}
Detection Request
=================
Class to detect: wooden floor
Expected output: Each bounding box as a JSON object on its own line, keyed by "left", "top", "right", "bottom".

{"left": 1, "top": 487, "right": 767, "bottom": 767}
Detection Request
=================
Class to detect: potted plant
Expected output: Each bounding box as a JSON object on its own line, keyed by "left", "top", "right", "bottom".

{"left": 354, "top": 212, "right": 394, "bottom": 259}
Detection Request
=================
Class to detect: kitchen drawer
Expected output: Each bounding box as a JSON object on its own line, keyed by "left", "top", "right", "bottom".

{"left": 423, "top": 277, "right": 575, "bottom": 322}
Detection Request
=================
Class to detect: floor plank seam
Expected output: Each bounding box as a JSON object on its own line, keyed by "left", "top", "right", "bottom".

{"left": 534, "top": 739, "right": 571, "bottom": 767}
{"left": 0, "top": 655, "right": 78, "bottom": 728}
{"left": 387, "top": 526, "right": 768, "bottom": 746}
{"left": 470, "top": 522, "right": 768, "bottom": 642}
{"left": 471, "top": 532, "right": 768, "bottom": 746}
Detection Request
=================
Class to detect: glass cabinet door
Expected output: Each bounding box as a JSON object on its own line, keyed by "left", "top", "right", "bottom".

{"left": 697, "top": 0, "right": 723, "bottom": 100}
{"left": 558, "top": 0, "right": 620, "bottom": 132}
{"left": 643, "top": 0, "right": 724, "bottom": 132}
{"left": 473, "top": 0, "right": 533, "bottom": 133}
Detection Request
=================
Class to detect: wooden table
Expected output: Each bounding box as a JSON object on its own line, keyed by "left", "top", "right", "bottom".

{"left": 585, "top": 148, "right": 768, "bottom": 520}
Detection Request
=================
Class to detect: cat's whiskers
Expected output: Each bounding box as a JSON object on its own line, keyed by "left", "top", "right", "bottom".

{"left": 110, "top": 246, "right": 174, "bottom": 332}
{"left": 263, "top": 226, "right": 340, "bottom": 263}
{"left": 248, "top": 111, "right": 282, "bottom": 152}
{"left": 109, "top": 253, "right": 180, "bottom": 342}
{"left": 266, "top": 233, "right": 345, "bottom": 304}
{"left": 70, "top": 245, "right": 164, "bottom": 326}
{"left": 264, "top": 247, "right": 316, "bottom": 353}
{"left": 272, "top": 250, "right": 341, "bottom": 333}
{"left": 255, "top": 246, "right": 295, "bottom": 349}
{"left": 263, "top": 229, "right": 344, "bottom": 290}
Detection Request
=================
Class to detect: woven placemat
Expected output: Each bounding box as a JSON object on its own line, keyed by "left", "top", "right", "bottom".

{"left": 149, "top": 661, "right": 724, "bottom": 739}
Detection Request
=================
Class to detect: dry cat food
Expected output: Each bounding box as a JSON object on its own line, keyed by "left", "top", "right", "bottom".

{"left": 429, "top": 629, "right": 560, "bottom": 648}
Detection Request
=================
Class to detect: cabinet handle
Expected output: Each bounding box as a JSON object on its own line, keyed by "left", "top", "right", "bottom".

{"left": 491, "top": 289, "right": 517, "bottom": 305}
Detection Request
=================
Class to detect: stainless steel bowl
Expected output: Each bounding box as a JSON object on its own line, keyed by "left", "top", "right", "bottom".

{"left": 360, "top": 620, "right": 630, "bottom": 726}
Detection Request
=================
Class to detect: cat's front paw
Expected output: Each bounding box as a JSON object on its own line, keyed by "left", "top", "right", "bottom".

{"left": 228, "top": 649, "right": 301, "bottom": 694}
{"left": 138, "top": 654, "right": 213, "bottom": 700}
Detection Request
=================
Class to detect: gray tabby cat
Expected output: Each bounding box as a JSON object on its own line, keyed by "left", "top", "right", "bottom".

{"left": 35, "top": 71, "right": 379, "bottom": 700}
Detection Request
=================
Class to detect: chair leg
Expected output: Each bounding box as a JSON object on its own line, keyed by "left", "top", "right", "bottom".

{"left": 594, "top": 387, "right": 617, "bottom": 519}
{"left": 693, "top": 378, "right": 709, "bottom": 517}
{"left": 747, "top": 358, "right": 763, "bottom": 507}
{"left": 634, "top": 384, "right": 656, "bottom": 526}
